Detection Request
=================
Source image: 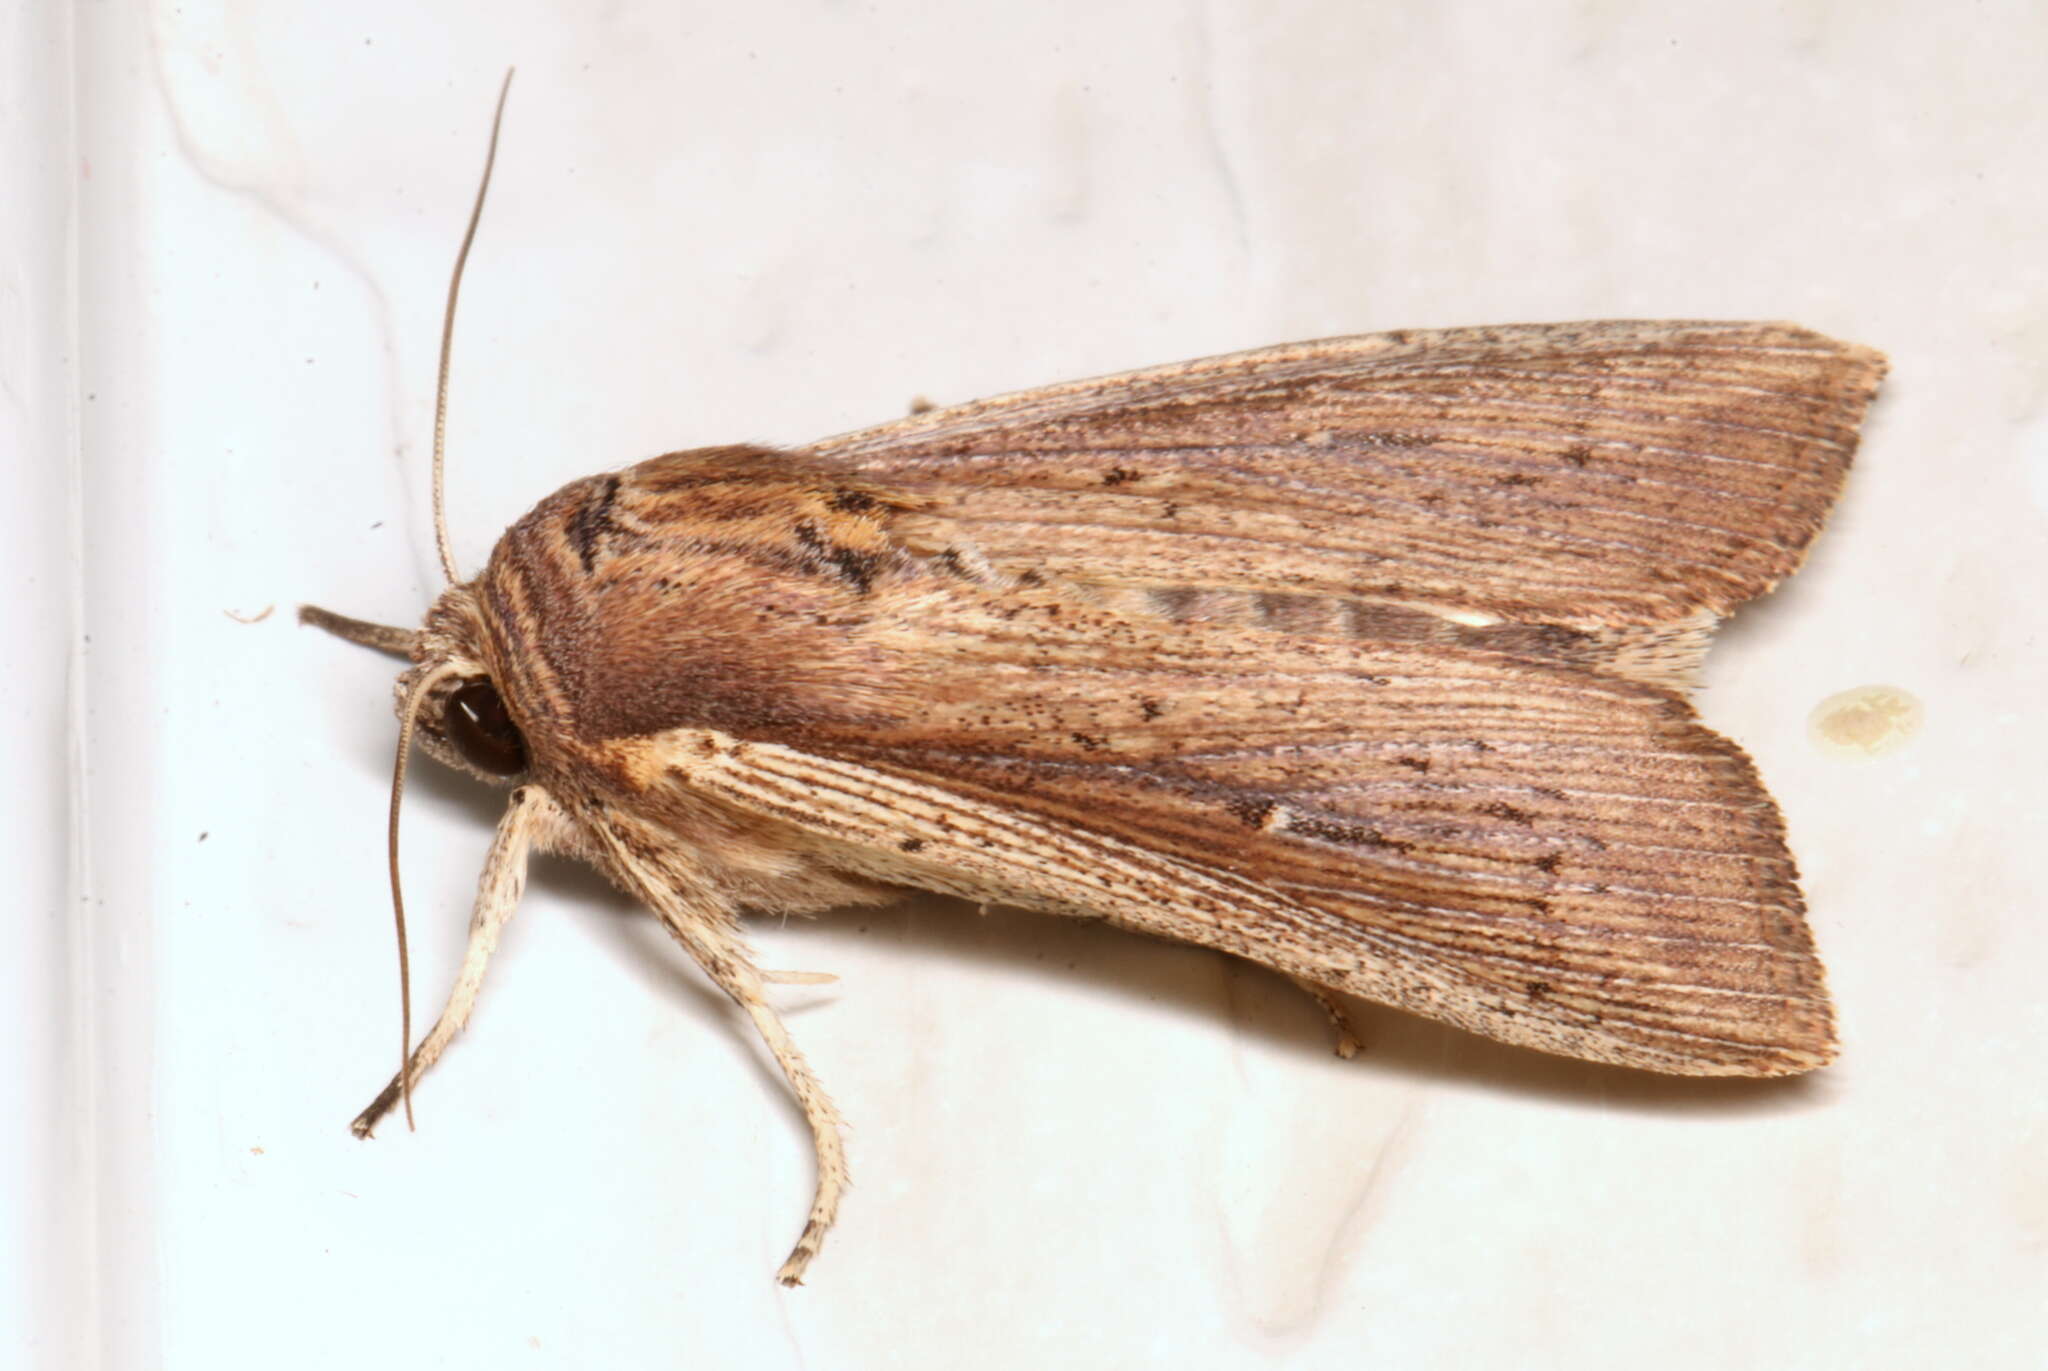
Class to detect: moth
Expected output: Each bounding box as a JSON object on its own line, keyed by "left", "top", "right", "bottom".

{"left": 305, "top": 81, "right": 1885, "bottom": 1285}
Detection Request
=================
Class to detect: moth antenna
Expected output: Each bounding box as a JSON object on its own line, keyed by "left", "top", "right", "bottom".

{"left": 431, "top": 68, "right": 515, "bottom": 586}
{"left": 388, "top": 662, "right": 462, "bottom": 1130}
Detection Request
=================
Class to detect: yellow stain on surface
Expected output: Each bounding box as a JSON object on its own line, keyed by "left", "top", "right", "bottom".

{"left": 1808, "top": 685, "right": 1923, "bottom": 759}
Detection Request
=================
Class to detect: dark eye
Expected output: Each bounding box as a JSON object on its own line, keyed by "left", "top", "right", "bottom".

{"left": 443, "top": 679, "right": 527, "bottom": 775}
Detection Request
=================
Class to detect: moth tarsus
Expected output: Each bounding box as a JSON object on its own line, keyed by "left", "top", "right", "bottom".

{"left": 313, "top": 76, "right": 1884, "bottom": 1288}
{"left": 350, "top": 1087, "right": 396, "bottom": 1139}
{"left": 1291, "top": 976, "right": 1366, "bottom": 1059}
{"left": 760, "top": 968, "right": 842, "bottom": 986}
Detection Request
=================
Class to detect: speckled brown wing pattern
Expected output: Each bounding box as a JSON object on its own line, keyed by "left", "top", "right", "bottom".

{"left": 807, "top": 321, "right": 1884, "bottom": 655}
{"left": 349, "top": 322, "right": 1881, "bottom": 1285}
{"left": 469, "top": 323, "right": 1881, "bottom": 1079}
{"left": 671, "top": 585, "right": 1833, "bottom": 1076}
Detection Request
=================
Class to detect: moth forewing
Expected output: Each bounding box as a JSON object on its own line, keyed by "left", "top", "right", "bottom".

{"left": 660, "top": 595, "right": 1836, "bottom": 1078}
{"left": 814, "top": 320, "right": 1885, "bottom": 688}
{"left": 310, "top": 92, "right": 1883, "bottom": 1284}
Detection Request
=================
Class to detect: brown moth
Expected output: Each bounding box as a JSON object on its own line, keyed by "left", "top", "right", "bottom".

{"left": 305, "top": 81, "right": 1886, "bottom": 1284}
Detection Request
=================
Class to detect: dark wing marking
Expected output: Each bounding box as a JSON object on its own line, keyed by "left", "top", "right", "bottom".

{"left": 804, "top": 321, "right": 1884, "bottom": 680}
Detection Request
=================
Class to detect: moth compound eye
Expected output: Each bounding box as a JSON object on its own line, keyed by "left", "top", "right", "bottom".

{"left": 444, "top": 679, "right": 527, "bottom": 775}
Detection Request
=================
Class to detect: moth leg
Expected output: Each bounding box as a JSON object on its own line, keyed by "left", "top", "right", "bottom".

{"left": 740, "top": 987, "right": 847, "bottom": 1287}
{"left": 652, "top": 913, "right": 847, "bottom": 1286}
{"left": 760, "top": 969, "right": 839, "bottom": 986}
{"left": 1289, "top": 976, "right": 1365, "bottom": 1060}
{"left": 352, "top": 786, "right": 558, "bottom": 1136}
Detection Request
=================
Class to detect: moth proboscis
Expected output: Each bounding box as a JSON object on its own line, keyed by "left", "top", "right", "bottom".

{"left": 305, "top": 78, "right": 1885, "bottom": 1285}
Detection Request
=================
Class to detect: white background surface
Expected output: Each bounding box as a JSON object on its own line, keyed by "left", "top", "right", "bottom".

{"left": 13, "top": 2, "right": 2047, "bottom": 1367}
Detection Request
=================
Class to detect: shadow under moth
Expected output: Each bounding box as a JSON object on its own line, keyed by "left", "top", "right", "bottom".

{"left": 305, "top": 83, "right": 1885, "bottom": 1285}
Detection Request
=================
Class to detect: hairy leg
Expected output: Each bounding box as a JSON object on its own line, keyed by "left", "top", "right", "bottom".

{"left": 352, "top": 786, "right": 560, "bottom": 1135}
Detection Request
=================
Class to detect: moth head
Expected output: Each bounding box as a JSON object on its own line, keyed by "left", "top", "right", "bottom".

{"left": 399, "top": 668, "right": 529, "bottom": 782}
{"left": 397, "top": 585, "right": 531, "bottom": 785}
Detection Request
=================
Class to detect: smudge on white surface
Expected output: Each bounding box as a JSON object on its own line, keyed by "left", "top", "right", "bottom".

{"left": 1809, "top": 685, "right": 1923, "bottom": 760}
